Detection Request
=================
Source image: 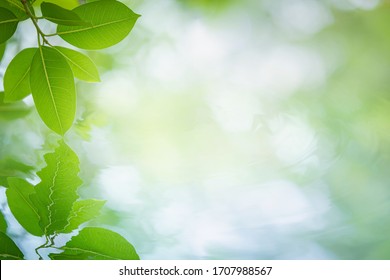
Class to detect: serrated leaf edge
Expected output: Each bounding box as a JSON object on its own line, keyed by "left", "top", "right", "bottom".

{"left": 62, "top": 200, "right": 104, "bottom": 232}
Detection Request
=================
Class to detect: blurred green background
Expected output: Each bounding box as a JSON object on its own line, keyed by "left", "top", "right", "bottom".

{"left": 1, "top": 0, "right": 390, "bottom": 259}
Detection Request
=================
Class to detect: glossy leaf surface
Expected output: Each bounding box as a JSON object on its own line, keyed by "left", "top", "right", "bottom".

{"left": 57, "top": 0, "right": 140, "bottom": 50}
{"left": 4, "top": 48, "right": 37, "bottom": 102}
{"left": 41, "top": 2, "right": 87, "bottom": 26}
{"left": 6, "top": 178, "right": 43, "bottom": 236}
{"left": 54, "top": 46, "right": 100, "bottom": 82}
{"left": 30, "top": 46, "right": 76, "bottom": 135}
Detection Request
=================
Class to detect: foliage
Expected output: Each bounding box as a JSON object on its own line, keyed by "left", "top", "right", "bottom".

{"left": 0, "top": 232, "right": 24, "bottom": 260}
{"left": 0, "top": 0, "right": 140, "bottom": 260}
{"left": 50, "top": 227, "right": 139, "bottom": 260}
{"left": 0, "top": 211, "right": 7, "bottom": 232}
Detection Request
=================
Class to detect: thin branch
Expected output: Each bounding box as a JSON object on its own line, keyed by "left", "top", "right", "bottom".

{"left": 21, "top": 0, "right": 51, "bottom": 45}
{"left": 34, "top": 236, "right": 50, "bottom": 260}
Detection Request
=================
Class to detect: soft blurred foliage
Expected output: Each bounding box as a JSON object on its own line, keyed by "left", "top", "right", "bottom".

{"left": 1, "top": 0, "right": 390, "bottom": 259}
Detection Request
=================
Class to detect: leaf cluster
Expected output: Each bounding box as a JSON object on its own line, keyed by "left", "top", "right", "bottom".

{"left": 1, "top": 141, "right": 139, "bottom": 260}
{"left": 1, "top": 0, "right": 140, "bottom": 135}
{"left": 0, "top": 0, "right": 141, "bottom": 260}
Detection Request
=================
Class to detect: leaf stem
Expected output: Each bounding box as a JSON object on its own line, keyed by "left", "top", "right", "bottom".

{"left": 34, "top": 236, "right": 50, "bottom": 260}
{"left": 45, "top": 33, "right": 59, "bottom": 37}
{"left": 21, "top": 0, "right": 51, "bottom": 46}
{"left": 34, "top": 234, "right": 59, "bottom": 260}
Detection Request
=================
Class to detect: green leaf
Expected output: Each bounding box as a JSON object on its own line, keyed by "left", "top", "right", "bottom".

{"left": 54, "top": 46, "right": 100, "bottom": 82}
{"left": 41, "top": 2, "right": 87, "bottom": 26}
{"left": 6, "top": 178, "right": 44, "bottom": 236}
{"left": 49, "top": 227, "right": 139, "bottom": 260}
{"left": 0, "top": 211, "right": 7, "bottom": 233}
{"left": 0, "top": 43, "right": 6, "bottom": 62}
{"left": 61, "top": 199, "right": 106, "bottom": 233}
{"left": 30, "top": 141, "right": 82, "bottom": 235}
{"left": 0, "top": 92, "right": 31, "bottom": 121}
{"left": 0, "top": 0, "right": 28, "bottom": 21}
{"left": 57, "top": 0, "right": 140, "bottom": 50}
{"left": 0, "top": 232, "right": 24, "bottom": 260}
{"left": 30, "top": 46, "right": 76, "bottom": 135}
{"left": 0, "top": 7, "right": 19, "bottom": 44}
{"left": 34, "top": 0, "right": 79, "bottom": 10}
{"left": 4, "top": 48, "right": 37, "bottom": 102}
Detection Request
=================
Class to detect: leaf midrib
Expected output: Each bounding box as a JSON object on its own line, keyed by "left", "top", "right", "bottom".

{"left": 60, "top": 246, "right": 120, "bottom": 260}
{"left": 44, "top": 16, "right": 85, "bottom": 25}
{"left": 39, "top": 47, "right": 63, "bottom": 134}
{"left": 12, "top": 185, "right": 40, "bottom": 220}
{"left": 0, "top": 18, "right": 19, "bottom": 24}
{"left": 57, "top": 16, "right": 135, "bottom": 35}
{"left": 0, "top": 253, "right": 23, "bottom": 260}
{"left": 6, "top": 66, "right": 30, "bottom": 100}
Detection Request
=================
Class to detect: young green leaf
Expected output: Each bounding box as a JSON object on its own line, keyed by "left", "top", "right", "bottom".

{"left": 0, "top": 92, "right": 31, "bottom": 121}
{"left": 0, "top": 43, "right": 6, "bottom": 62}
{"left": 0, "top": 7, "right": 19, "bottom": 44}
{"left": 54, "top": 46, "right": 100, "bottom": 82}
{"left": 0, "top": 232, "right": 24, "bottom": 260}
{"left": 30, "top": 141, "right": 82, "bottom": 236}
{"left": 49, "top": 227, "right": 140, "bottom": 260}
{"left": 0, "top": 211, "right": 7, "bottom": 233}
{"left": 0, "top": 0, "right": 28, "bottom": 21}
{"left": 4, "top": 48, "right": 37, "bottom": 103}
{"left": 30, "top": 46, "right": 76, "bottom": 135}
{"left": 41, "top": 2, "right": 87, "bottom": 26}
{"left": 61, "top": 199, "right": 106, "bottom": 233}
{"left": 6, "top": 178, "right": 44, "bottom": 236}
{"left": 57, "top": 0, "right": 140, "bottom": 50}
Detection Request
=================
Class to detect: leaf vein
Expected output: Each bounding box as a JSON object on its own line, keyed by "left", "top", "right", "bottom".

{"left": 39, "top": 47, "right": 63, "bottom": 134}
{"left": 56, "top": 17, "right": 134, "bottom": 35}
